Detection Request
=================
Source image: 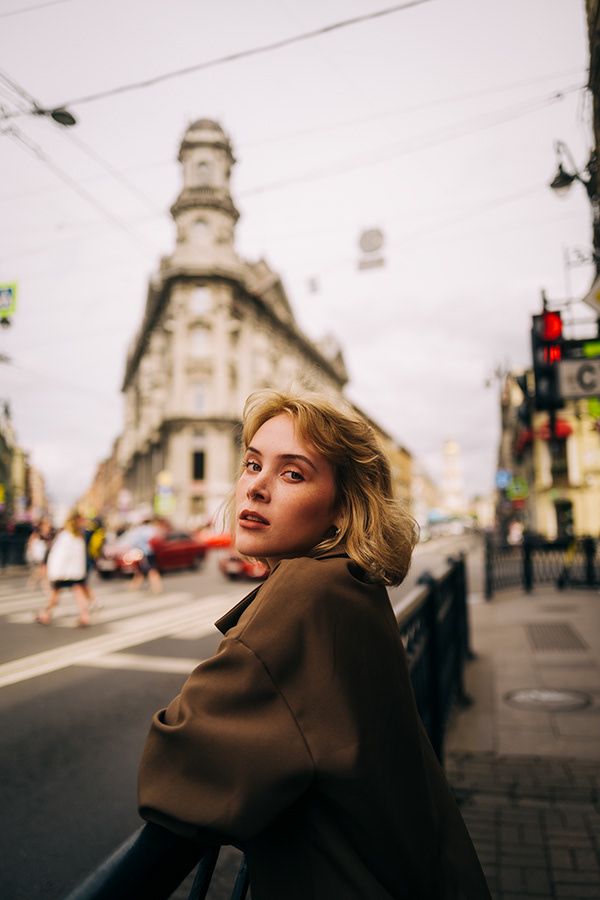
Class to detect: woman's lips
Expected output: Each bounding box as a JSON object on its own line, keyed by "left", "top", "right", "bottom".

{"left": 239, "top": 510, "right": 270, "bottom": 529}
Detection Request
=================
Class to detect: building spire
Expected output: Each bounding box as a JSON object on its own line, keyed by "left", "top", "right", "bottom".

{"left": 170, "top": 119, "right": 239, "bottom": 253}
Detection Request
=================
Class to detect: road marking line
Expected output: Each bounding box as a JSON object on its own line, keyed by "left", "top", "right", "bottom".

{"left": 77, "top": 652, "right": 201, "bottom": 674}
{"left": 6, "top": 591, "right": 193, "bottom": 626}
{"left": 0, "top": 585, "right": 140, "bottom": 616}
{"left": 0, "top": 590, "right": 239, "bottom": 690}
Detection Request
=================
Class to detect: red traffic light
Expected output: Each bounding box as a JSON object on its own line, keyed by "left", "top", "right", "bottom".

{"left": 542, "top": 311, "right": 562, "bottom": 341}
{"left": 544, "top": 344, "right": 562, "bottom": 364}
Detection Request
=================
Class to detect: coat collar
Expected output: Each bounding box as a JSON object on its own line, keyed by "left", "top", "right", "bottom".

{"left": 215, "top": 584, "right": 263, "bottom": 634}
{"left": 214, "top": 549, "right": 349, "bottom": 635}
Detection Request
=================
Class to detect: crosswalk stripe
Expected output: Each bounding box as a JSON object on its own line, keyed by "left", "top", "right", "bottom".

{"left": 7, "top": 591, "right": 193, "bottom": 626}
{"left": 0, "top": 590, "right": 240, "bottom": 690}
{"left": 77, "top": 653, "right": 201, "bottom": 674}
{"left": 0, "top": 584, "right": 133, "bottom": 616}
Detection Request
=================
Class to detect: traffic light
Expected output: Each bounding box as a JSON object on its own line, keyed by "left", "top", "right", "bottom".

{"left": 531, "top": 311, "right": 564, "bottom": 411}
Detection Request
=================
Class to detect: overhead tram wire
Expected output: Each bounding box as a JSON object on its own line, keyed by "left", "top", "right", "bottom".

{"left": 0, "top": 79, "right": 583, "bottom": 263}
{"left": 241, "top": 67, "right": 586, "bottom": 149}
{"left": 0, "top": 0, "right": 435, "bottom": 119}
{"left": 0, "top": 67, "right": 162, "bottom": 215}
{"left": 3, "top": 125, "right": 157, "bottom": 257}
{"left": 0, "top": 66, "right": 583, "bottom": 208}
{"left": 0, "top": 0, "right": 80, "bottom": 18}
{"left": 0, "top": 76, "right": 583, "bottom": 215}
{"left": 239, "top": 83, "right": 584, "bottom": 198}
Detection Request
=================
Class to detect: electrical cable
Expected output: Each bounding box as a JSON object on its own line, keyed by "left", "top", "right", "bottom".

{"left": 0, "top": 70, "right": 584, "bottom": 211}
{"left": 0, "top": 68, "right": 162, "bottom": 215}
{"left": 241, "top": 67, "right": 586, "bottom": 149}
{"left": 0, "top": 0, "right": 435, "bottom": 117}
{"left": 3, "top": 124, "right": 158, "bottom": 257}
{"left": 239, "top": 84, "right": 583, "bottom": 198}
{"left": 0, "top": 0, "right": 79, "bottom": 19}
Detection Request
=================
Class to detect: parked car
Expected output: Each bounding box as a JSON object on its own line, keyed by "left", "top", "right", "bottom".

{"left": 194, "top": 526, "right": 232, "bottom": 550}
{"left": 218, "top": 552, "right": 268, "bottom": 581}
{"left": 96, "top": 530, "right": 206, "bottom": 578}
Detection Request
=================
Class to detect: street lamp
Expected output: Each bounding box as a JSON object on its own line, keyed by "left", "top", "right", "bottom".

{"left": 550, "top": 140, "right": 600, "bottom": 290}
{"left": 549, "top": 140, "right": 597, "bottom": 202}
{"left": 33, "top": 106, "right": 77, "bottom": 127}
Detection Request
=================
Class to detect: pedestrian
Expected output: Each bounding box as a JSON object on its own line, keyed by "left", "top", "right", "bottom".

{"left": 35, "top": 511, "right": 92, "bottom": 627}
{"left": 138, "top": 391, "right": 490, "bottom": 899}
{"left": 25, "top": 523, "right": 50, "bottom": 590}
{"left": 128, "top": 517, "right": 163, "bottom": 594}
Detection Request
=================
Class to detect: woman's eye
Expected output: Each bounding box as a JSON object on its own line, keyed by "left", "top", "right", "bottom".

{"left": 244, "top": 460, "right": 260, "bottom": 472}
{"left": 284, "top": 470, "right": 304, "bottom": 481}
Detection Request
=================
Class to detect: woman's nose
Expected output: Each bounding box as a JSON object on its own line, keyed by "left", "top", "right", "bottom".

{"left": 247, "top": 474, "right": 270, "bottom": 501}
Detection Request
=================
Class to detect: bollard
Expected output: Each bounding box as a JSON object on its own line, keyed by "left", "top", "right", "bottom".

{"left": 522, "top": 533, "right": 534, "bottom": 594}
{"left": 583, "top": 536, "right": 597, "bottom": 587}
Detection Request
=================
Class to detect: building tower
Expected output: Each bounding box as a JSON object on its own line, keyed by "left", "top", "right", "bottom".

{"left": 441, "top": 439, "right": 466, "bottom": 516}
{"left": 118, "top": 120, "right": 349, "bottom": 526}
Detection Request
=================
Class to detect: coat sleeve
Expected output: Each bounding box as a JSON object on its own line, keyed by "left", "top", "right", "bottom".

{"left": 138, "top": 634, "right": 314, "bottom": 844}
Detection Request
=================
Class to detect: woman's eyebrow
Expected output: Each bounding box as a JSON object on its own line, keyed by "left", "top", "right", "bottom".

{"left": 278, "top": 453, "right": 317, "bottom": 472}
{"left": 246, "top": 446, "right": 317, "bottom": 471}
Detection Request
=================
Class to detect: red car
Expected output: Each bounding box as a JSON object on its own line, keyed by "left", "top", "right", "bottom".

{"left": 96, "top": 530, "right": 206, "bottom": 578}
{"left": 218, "top": 553, "right": 268, "bottom": 581}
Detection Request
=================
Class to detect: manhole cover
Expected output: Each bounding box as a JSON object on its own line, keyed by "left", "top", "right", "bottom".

{"left": 504, "top": 688, "right": 591, "bottom": 712}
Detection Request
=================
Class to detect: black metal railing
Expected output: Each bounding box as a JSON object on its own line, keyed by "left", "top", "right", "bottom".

{"left": 392, "top": 554, "right": 472, "bottom": 764}
{"left": 64, "top": 555, "right": 474, "bottom": 900}
{"left": 484, "top": 532, "right": 598, "bottom": 599}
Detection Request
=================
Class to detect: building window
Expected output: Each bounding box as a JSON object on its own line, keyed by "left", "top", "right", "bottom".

{"left": 192, "top": 450, "right": 205, "bottom": 481}
{"left": 196, "top": 161, "right": 212, "bottom": 185}
{"left": 192, "top": 218, "right": 209, "bottom": 243}
{"left": 190, "top": 326, "right": 210, "bottom": 357}
{"left": 191, "top": 382, "right": 206, "bottom": 413}
{"left": 190, "top": 287, "right": 211, "bottom": 316}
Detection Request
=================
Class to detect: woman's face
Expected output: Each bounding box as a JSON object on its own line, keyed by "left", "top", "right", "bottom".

{"left": 235, "top": 413, "right": 338, "bottom": 567}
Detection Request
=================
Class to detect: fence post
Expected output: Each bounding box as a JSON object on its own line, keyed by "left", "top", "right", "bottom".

{"left": 484, "top": 531, "right": 494, "bottom": 601}
{"left": 418, "top": 571, "right": 443, "bottom": 765}
{"left": 583, "top": 536, "right": 596, "bottom": 587}
{"left": 522, "top": 533, "right": 534, "bottom": 594}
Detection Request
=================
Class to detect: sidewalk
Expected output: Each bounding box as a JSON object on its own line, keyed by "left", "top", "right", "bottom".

{"left": 445, "top": 584, "right": 600, "bottom": 899}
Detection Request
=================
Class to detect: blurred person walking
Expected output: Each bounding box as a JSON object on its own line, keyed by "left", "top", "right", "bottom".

{"left": 35, "top": 511, "right": 92, "bottom": 627}
{"left": 129, "top": 517, "right": 164, "bottom": 594}
{"left": 25, "top": 520, "right": 52, "bottom": 591}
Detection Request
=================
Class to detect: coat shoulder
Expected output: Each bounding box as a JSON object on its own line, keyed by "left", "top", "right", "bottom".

{"left": 234, "top": 553, "right": 389, "bottom": 650}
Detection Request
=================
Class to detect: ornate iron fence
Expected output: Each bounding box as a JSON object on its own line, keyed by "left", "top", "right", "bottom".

{"left": 64, "top": 556, "right": 473, "bottom": 900}
{"left": 484, "top": 533, "right": 598, "bottom": 599}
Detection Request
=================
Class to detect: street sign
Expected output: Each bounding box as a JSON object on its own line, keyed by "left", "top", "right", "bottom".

{"left": 558, "top": 359, "right": 600, "bottom": 399}
{"left": 495, "top": 469, "right": 512, "bottom": 490}
{"left": 0, "top": 282, "right": 17, "bottom": 322}
{"left": 562, "top": 338, "right": 600, "bottom": 360}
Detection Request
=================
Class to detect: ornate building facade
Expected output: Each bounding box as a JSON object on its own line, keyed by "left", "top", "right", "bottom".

{"left": 117, "top": 120, "right": 354, "bottom": 527}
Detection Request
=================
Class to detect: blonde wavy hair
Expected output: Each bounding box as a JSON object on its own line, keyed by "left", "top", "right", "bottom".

{"left": 238, "top": 390, "right": 418, "bottom": 586}
{"left": 64, "top": 510, "right": 84, "bottom": 536}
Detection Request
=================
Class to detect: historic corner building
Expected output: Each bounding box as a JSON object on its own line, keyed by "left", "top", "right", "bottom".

{"left": 497, "top": 371, "right": 600, "bottom": 541}
{"left": 115, "top": 120, "right": 412, "bottom": 527}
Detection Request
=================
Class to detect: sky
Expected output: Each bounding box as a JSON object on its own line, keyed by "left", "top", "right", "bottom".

{"left": 0, "top": 0, "right": 595, "bottom": 510}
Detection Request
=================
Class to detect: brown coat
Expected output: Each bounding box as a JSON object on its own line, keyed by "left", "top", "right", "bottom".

{"left": 138, "top": 552, "right": 491, "bottom": 899}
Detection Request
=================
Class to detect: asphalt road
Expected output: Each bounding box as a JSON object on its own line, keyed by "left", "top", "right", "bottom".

{"left": 0, "top": 535, "right": 482, "bottom": 900}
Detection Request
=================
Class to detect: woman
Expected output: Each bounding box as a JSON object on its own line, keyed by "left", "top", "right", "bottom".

{"left": 26, "top": 522, "right": 50, "bottom": 590}
{"left": 35, "top": 511, "right": 92, "bottom": 627}
{"left": 138, "top": 391, "right": 490, "bottom": 899}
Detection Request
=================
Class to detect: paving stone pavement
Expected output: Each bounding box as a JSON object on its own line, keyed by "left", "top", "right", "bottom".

{"left": 448, "top": 752, "right": 600, "bottom": 899}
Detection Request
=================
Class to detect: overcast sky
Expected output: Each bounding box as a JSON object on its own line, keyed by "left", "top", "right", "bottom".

{"left": 0, "top": 0, "right": 594, "bottom": 511}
